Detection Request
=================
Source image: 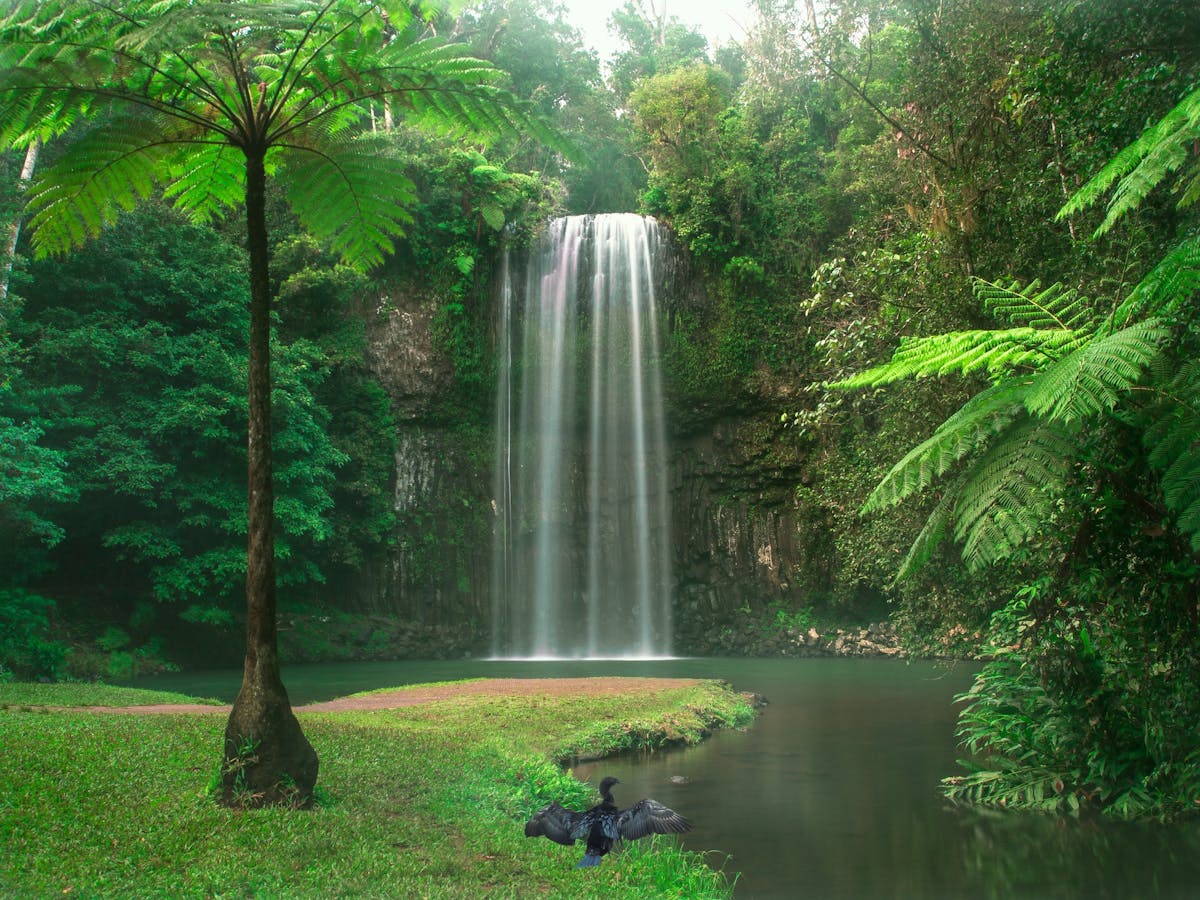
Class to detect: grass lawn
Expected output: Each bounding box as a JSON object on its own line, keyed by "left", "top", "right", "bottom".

{"left": 0, "top": 678, "right": 753, "bottom": 898}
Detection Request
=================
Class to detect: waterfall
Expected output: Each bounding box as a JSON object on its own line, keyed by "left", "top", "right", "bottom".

{"left": 491, "top": 214, "right": 673, "bottom": 659}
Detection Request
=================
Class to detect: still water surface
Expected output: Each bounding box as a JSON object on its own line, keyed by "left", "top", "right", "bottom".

{"left": 137, "top": 658, "right": 1200, "bottom": 899}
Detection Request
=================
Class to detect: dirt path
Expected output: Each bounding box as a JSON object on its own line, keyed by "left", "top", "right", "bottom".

{"left": 74, "top": 676, "right": 701, "bottom": 715}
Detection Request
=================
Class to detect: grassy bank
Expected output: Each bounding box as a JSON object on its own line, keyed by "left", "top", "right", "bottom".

{"left": 0, "top": 679, "right": 753, "bottom": 898}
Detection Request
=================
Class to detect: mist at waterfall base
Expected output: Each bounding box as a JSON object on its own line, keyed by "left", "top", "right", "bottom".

{"left": 491, "top": 214, "right": 673, "bottom": 660}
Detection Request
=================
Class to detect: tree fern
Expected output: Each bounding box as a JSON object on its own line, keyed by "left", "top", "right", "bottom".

{"left": 1047, "top": 81, "right": 1200, "bottom": 555}
{"left": 843, "top": 264, "right": 1166, "bottom": 572}
{"left": 0, "top": 0, "right": 572, "bottom": 808}
{"left": 0, "top": 0, "right": 568, "bottom": 264}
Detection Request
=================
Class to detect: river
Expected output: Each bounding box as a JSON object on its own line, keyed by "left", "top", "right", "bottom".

{"left": 135, "top": 657, "right": 1200, "bottom": 898}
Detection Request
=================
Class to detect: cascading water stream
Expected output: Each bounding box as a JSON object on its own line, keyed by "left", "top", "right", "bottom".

{"left": 491, "top": 214, "right": 672, "bottom": 659}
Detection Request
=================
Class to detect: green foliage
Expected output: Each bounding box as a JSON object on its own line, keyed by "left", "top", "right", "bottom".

{"left": 836, "top": 66, "right": 1200, "bottom": 819}
{"left": 0, "top": 320, "right": 76, "bottom": 580}
{"left": 1059, "top": 84, "right": 1200, "bottom": 237}
{"left": 1140, "top": 358, "right": 1200, "bottom": 552}
{"left": 456, "top": 0, "right": 645, "bottom": 213}
{"left": 0, "top": 589, "right": 65, "bottom": 680}
{"left": 1113, "top": 233, "right": 1200, "bottom": 327}
{"left": 833, "top": 273, "right": 1171, "bottom": 574}
{"left": 945, "top": 570, "right": 1200, "bottom": 820}
{"left": 1, "top": 202, "right": 397, "bottom": 653}
{"left": 607, "top": 1, "right": 711, "bottom": 105}
{"left": 0, "top": 0, "right": 567, "bottom": 703}
{"left": 0, "top": 412, "right": 73, "bottom": 548}
{"left": 0, "top": 0, "right": 564, "bottom": 268}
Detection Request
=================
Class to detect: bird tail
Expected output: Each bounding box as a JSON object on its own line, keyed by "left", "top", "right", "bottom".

{"left": 575, "top": 852, "right": 604, "bottom": 868}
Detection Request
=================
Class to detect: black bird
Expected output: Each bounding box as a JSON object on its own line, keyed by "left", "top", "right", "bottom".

{"left": 524, "top": 776, "right": 691, "bottom": 868}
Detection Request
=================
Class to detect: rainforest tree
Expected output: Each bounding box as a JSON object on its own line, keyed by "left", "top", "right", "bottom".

{"left": 0, "top": 0, "right": 556, "bottom": 806}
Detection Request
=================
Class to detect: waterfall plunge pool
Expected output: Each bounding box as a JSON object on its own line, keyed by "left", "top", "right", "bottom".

{"left": 134, "top": 657, "right": 1200, "bottom": 898}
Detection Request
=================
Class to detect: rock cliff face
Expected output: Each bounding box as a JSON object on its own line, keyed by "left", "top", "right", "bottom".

{"left": 353, "top": 245, "right": 834, "bottom": 655}
{"left": 350, "top": 287, "right": 491, "bottom": 640}
{"left": 669, "top": 421, "right": 814, "bottom": 651}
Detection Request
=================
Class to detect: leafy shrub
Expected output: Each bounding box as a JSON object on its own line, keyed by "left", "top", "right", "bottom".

{"left": 944, "top": 579, "right": 1200, "bottom": 820}
{"left": 0, "top": 589, "right": 66, "bottom": 680}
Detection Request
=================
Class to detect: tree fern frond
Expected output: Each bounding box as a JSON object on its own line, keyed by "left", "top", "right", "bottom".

{"left": 1058, "top": 84, "right": 1200, "bottom": 235}
{"left": 1022, "top": 320, "right": 1168, "bottom": 422}
{"left": 952, "top": 419, "right": 1074, "bottom": 570}
{"left": 23, "top": 113, "right": 190, "bottom": 256}
{"left": 896, "top": 478, "right": 959, "bottom": 579}
{"left": 862, "top": 381, "right": 1029, "bottom": 512}
{"left": 971, "top": 277, "right": 1094, "bottom": 331}
{"left": 276, "top": 134, "right": 417, "bottom": 269}
{"left": 162, "top": 141, "right": 244, "bottom": 224}
{"left": 1176, "top": 158, "right": 1200, "bottom": 210}
{"left": 0, "top": 64, "right": 105, "bottom": 145}
{"left": 1142, "top": 361, "right": 1200, "bottom": 551}
{"left": 1112, "top": 233, "right": 1200, "bottom": 328}
{"left": 831, "top": 328, "right": 1081, "bottom": 390}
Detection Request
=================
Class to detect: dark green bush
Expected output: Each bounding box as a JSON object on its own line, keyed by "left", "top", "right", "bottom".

{"left": 0, "top": 589, "right": 66, "bottom": 680}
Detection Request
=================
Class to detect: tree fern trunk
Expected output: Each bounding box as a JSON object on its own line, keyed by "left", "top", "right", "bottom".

{"left": 220, "top": 147, "right": 318, "bottom": 808}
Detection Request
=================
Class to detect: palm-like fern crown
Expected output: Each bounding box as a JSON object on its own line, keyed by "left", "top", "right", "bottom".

{"left": 0, "top": 0, "right": 556, "bottom": 268}
{"left": 829, "top": 86, "right": 1200, "bottom": 574}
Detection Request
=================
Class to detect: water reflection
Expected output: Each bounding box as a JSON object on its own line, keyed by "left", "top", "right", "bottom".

{"left": 135, "top": 657, "right": 1200, "bottom": 898}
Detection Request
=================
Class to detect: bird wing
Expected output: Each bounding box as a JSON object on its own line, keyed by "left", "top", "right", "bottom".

{"left": 615, "top": 799, "right": 692, "bottom": 841}
{"left": 524, "top": 802, "right": 589, "bottom": 846}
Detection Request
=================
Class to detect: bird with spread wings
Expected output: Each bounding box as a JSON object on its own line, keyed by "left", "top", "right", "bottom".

{"left": 524, "top": 776, "right": 691, "bottom": 868}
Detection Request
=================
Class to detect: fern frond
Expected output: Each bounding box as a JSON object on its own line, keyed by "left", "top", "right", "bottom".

{"left": 1058, "top": 84, "right": 1200, "bottom": 235}
{"left": 162, "top": 141, "right": 244, "bottom": 224}
{"left": 831, "top": 328, "right": 1082, "bottom": 390}
{"left": 971, "top": 277, "right": 1094, "bottom": 331}
{"left": 0, "top": 63, "right": 106, "bottom": 146}
{"left": 1112, "top": 233, "right": 1200, "bottom": 328}
{"left": 862, "top": 380, "right": 1029, "bottom": 512}
{"left": 1022, "top": 320, "right": 1168, "bottom": 422}
{"left": 276, "top": 132, "right": 417, "bottom": 269}
{"left": 127, "top": 1, "right": 312, "bottom": 54}
{"left": 896, "top": 477, "right": 959, "bottom": 579}
{"left": 1143, "top": 361, "right": 1200, "bottom": 551}
{"left": 23, "top": 113, "right": 187, "bottom": 256}
{"left": 951, "top": 419, "right": 1074, "bottom": 570}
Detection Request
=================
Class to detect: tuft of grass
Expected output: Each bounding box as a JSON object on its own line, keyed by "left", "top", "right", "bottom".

{"left": 0, "top": 682, "right": 224, "bottom": 709}
{"left": 0, "top": 677, "right": 748, "bottom": 898}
